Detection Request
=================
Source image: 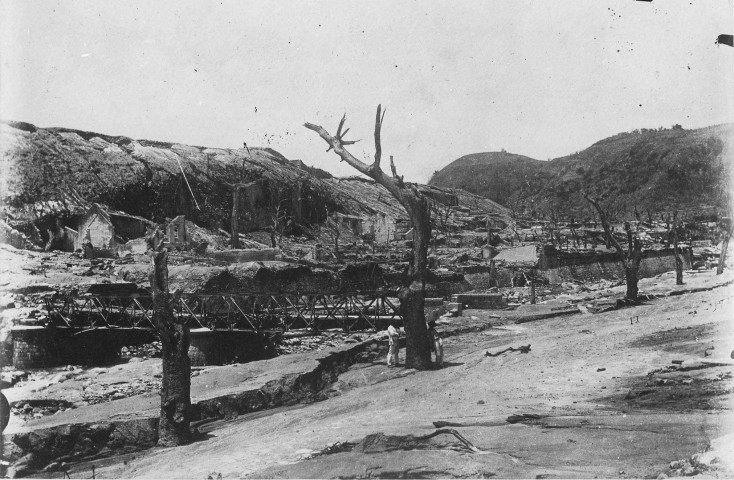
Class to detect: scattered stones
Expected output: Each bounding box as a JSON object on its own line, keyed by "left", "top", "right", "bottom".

{"left": 82, "top": 378, "right": 161, "bottom": 405}
{"left": 275, "top": 332, "right": 369, "bottom": 355}
{"left": 1, "top": 370, "right": 28, "bottom": 386}
{"left": 121, "top": 341, "right": 162, "bottom": 359}
{"left": 10, "top": 399, "right": 75, "bottom": 421}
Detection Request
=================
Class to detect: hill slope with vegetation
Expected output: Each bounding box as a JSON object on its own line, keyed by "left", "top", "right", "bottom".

{"left": 0, "top": 121, "right": 510, "bottom": 235}
{"left": 429, "top": 124, "right": 734, "bottom": 220}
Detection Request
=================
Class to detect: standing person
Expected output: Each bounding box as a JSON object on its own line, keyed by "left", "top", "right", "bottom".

{"left": 386, "top": 323, "right": 400, "bottom": 367}
{"left": 427, "top": 321, "right": 444, "bottom": 368}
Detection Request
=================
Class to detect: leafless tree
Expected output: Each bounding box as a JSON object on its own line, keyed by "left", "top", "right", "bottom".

{"left": 665, "top": 212, "right": 685, "bottom": 285}
{"left": 569, "top": 217, "right": 580, "bottom": 248}
{"left": 269, "top": 196, "right": 290, "bottom": 248}
{"left": 147, "top": 231, "right": 191, "bottom": 446}
{"left": 305, "top": 105, "right": 433, "bottom": 369}
{"left": 229, "top": 183, "right": 245, "bottom": 249}
{"left": 716, "top": 173, "right": 732, "bottom": 275}
{"left": 584, "top": 194, "right": 644, "bottom": 300}
{"left": 429, "top": 202, "right": 454, "bottom": 251}
{"left": 321, "top": 207, "right": 342, "bottom": 262}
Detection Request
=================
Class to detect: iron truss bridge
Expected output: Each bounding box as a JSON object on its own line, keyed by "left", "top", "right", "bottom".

{"left": 44, "top": 291, "right": 403, "bottom": 333}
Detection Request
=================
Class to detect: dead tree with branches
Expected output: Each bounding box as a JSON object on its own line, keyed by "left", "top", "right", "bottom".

{"left": 305, "top": 105, "right": 433, "bottom": 369}
{"left": 430, "top": 202, "right": 454, "bottom": 252}
{"left": 322, "top": 206, "right": 342, "bottom": 262}
{"left": 668, "top": 212, "right": 684, "bottom": 285}
{"left": 584, "top": 194, "right": 644, "bottom": 301}
{"left": 716, "top": 172, "right": 732, "bottom": 275}
{"left": 148, "top": 231, "right": 191, "bottom": 446}
{"left": 269, "top": 197, "right": 290, "bottom": 248}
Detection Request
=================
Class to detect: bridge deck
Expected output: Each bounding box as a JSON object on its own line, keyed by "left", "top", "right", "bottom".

{"left": 45, "top": 291, "right": 403, "bottom": 333}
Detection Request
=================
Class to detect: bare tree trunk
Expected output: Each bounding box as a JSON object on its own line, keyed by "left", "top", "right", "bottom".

{"left": 584, "top": 195, "right": 643, "bottom": 301}
{"left": 333, "top": 230, "right": 341, "bottom": 263}
{"left": 231, "top": 186, "right": 240, "bottom": 249}
{"left": 399, "top": 196, "right": 433, "bottom": 370}
{"left": 149, "top": 247, "right": 191, "bottom": 447}
{"left": 717, "top": 227, "right": 731, "bottom": 275}
{"left": 305, "top": 106, "right": 433, "bottom": 369}
{"left": 486, "top": 215, "right": 491, "bottom": 246}
{"left": 624, "top": 263, "right": 640, "bottom": 300}
{"left": 292, "top": 179, "right": 303, "bottom": 223}
{"left": 44, "top": 228, "right": 57, "bottom": 252}
{"left": 673, "top": 212, "right": 683, "bottom": 285}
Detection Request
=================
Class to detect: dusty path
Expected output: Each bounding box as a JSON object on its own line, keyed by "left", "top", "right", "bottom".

{"left": 53, "top": 278, "right": 734, "bottom": 479}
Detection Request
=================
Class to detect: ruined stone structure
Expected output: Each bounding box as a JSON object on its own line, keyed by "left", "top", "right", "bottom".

{"left": 333, "top": 213, "right": 364, "bottom": 236}
{"left": 166, "top": 215, "right": 189, "bottom": 248}
{"left": 72, "top": 203, "right": 154, "bottom": 251}
{"left": 362, "top": 213, "right": 396, "bottom": 244}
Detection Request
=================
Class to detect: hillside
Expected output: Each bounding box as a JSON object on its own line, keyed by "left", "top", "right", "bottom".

{"left": 429, "top": 124, "right": 734, "bottom": 219}
{"left": 0, "top": 121, "right": 510, "bottom": 234}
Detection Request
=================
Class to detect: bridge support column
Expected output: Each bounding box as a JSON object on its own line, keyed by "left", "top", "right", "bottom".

{"left": 188, "top": 329, "right": 274, "bottom": 366}
{"left": 188, "top": 329, "right": 220, "bottom": 366}
{"left": 12, "top": 326, "right": 57, "bottom": 369}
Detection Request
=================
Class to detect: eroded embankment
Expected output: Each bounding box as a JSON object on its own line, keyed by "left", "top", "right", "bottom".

{"left": 5, "top": 338, "right": 386, "bottom": 477}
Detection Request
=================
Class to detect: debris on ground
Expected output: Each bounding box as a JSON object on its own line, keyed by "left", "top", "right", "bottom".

{"left": 485, "top": 344, "right": 531, "bottom": 357}
{"left": 351, "top": 429, "right": 484, "bottom": 454}
{"left": 506, "top": 413, "right": 544, "bottom": 424}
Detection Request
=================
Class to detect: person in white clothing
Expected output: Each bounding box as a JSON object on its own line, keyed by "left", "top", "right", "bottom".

{"left": 427, "top": 320, "right": 444, "bottom": 368}
{"left": 386, "top": 324, "right": 400, "bottom": 367}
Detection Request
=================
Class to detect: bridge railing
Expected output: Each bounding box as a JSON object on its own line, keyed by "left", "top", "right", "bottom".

{"left": 44, "top": 291, "right": 403, "bottom": 333}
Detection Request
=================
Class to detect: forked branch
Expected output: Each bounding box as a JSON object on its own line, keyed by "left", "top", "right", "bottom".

{"left": 304, "top": 105, "right": 407, "bottom": 205}
{"left": 390, "top": 155, "right": 404, "bottom": 187}
{"left": 583, "top": 193, "right": 625, "bottom": 258}
{"left": 373, "top": 105, "right": 386, "bottom": 170}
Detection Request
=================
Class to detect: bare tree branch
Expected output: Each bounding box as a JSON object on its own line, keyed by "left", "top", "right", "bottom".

{"left": 304, "top": 111, "right": 407, "bottom": 207}
{"left": 583, "top": 193, "right": 625, "bottom": 257}
{"left": 373, "top": 105, "right": 385, "bottom": 171}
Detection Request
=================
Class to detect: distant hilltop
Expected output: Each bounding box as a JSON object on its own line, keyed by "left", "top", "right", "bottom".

{"left": 429, "top": 124, "right": 734, "bottom": 219}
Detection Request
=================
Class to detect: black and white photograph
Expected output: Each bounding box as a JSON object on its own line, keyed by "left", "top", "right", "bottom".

{"left": 0, "top": 1, "right": 732, "bottom": 478}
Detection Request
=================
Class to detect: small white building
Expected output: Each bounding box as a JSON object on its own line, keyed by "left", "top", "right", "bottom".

{"left": 74, "top": 203, "right": 155, "bottom": 250}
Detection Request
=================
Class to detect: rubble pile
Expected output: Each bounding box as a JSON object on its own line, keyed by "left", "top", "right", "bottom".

{"left": 10, "top": 399, "right": 76, "bottom": 421}
{"left": 1, "top": 369, "right": 28, "bottom": 389}
{"left": 81, "top": 376, "right": 161, "bottom": 405}
{"left": 275, "top": 332, "right": 368, "bottom": 355}
{"left": 121, "top": 342, "right": 162, "bottom": 360}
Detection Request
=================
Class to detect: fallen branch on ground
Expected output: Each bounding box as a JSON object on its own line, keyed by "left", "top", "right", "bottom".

{"left": 485, "top": 345, "right": 531, "bottom": 357}
{"left": 417, "top": 429, "right": 484, "bottom": 453}
{"left": 434, "top": 413, "right": 545, "bottom": 429}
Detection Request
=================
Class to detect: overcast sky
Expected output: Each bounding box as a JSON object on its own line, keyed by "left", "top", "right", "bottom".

{"left": 1, "top": 1, "right": 732, "bottom": 182}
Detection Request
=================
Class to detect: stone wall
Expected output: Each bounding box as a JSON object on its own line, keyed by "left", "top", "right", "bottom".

{"left": 12, "top": 327, "right": 55, "bottom": 369}
{"left": 77, "top": 214, "right": 114, "bottom": 250}
{"left": 538, "top": 246, "right": 692, "bottom": 284}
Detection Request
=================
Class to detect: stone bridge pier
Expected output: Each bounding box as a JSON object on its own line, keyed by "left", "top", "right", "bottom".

{"left": 11, "top": 326, "right": 156, "bottom": 369}
{"left": 188, "top": 329, "right": 274, "bottom": 366}
{"left": 9, "top": 326, "right": 275, "bottom": 369}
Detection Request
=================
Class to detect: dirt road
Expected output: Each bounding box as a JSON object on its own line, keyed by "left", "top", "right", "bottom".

{"left": 55, "top": 276, "right": 733, "bottom": 479}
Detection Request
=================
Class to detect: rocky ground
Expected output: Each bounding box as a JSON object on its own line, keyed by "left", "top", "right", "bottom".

{"left": 0, "top": 269, "right": 726, "bottom": 479}
{"left": 2, "top": 240, "right": 734, "bottom": 478}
